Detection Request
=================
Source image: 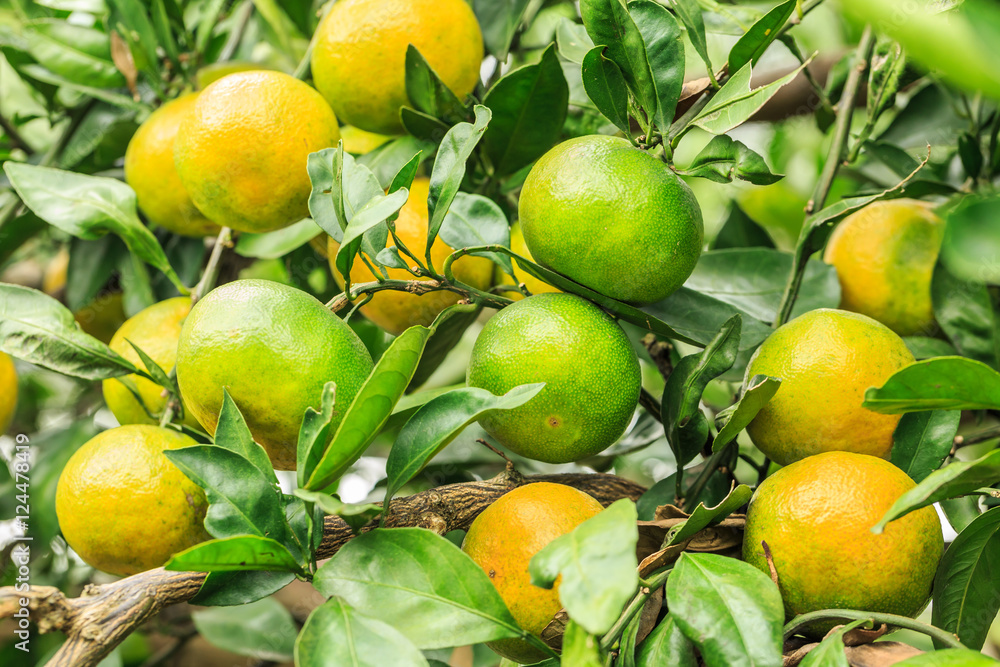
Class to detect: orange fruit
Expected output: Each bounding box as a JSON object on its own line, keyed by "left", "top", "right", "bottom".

{"left": 824, "top": 199, "right": 944, "bottom": 336}
{"left": 311, "top": 0, "right": 483, "bottom": 135}
{"left": 466, "top": 293, "right": 641, "bottom": 463}
{"left": 55, "top": 425, "right": 210, "bottom": 576}
{"left": 102, "top": 297, "right": 200, "bottom": 429}
{"left": 340, "top": 125, "right": 393, "bottom": 155}
{"left": 744, "top": 308, "right": 914, "bottom": 465}
{"left": 498, "top": 222, "right": 560, "bottom": 301}
{"left": 74, "top": 291, "right": 127, "bottom": 345}
{"left": 174, "top": 71, "right": 340, "bottom": 233}
{"left": 462, "top": 482, "right": 604, "bottom": 663}
{"left": 124, "top": 94, "right": 220, "bottom": 237}
{"left": 519, "top": 135, "right": 704, "bottom": 304}
{"left": 328, "top": 177, "right": 494, "bottom": 335}
{"left": 0, "top": 352, "right": 17, "bottom": 434}
{"left": 176, "top": 279, "right": 374, "bottom": 469}
{"left": 743, "top": 452, "right": 943, "bottom": 636}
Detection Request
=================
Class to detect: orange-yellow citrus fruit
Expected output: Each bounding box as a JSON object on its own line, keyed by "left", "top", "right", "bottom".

{"left": 74, "top": 292, "right": 127, "bottom": 345}
{"left": 56, "top": 425, "right": 210, "bottom": 576}
{"left": 743, "top": 452, "right": 942, "bottom": 636}
{"left": 824, "top": 199, "right": 944, "bottom": 336}
{"left": 311, "top": 0, "right": 483, "bottom": 135}
{"left": 519, "top": 135, "right": 704, "bottom": 304}
{"left": 176, "top": 279, "right": 374, "bottom": 469}
{"left": 744, "top": 308, "right": 914, "bottom": 465}
{"left": 125, "top": 94, "right": 220, "bottom": 237}
{"left": 340, "top": 125, "right": 393, "bottom": 155}
{"left": 467, "top": 293, "right": 641, "bottom": 463}
{"left": 42, "top": 247, "right": 69, "bottom": 296}
{"left": 0, "top": 352, "right": 17, "bottom": 434}
{"left": 174, "top": 71, "right": 340, "bottom": 233}
{"left": 498, "top": 222, "right": 560, "bottom": 301}
{"left": 463, "top": 482, "right": 604, "bottom": 663}
{"left": 102, "top": 297, "right": 200, "bottom": 429}
{"left": 328, "top": 177, "right": 494, "bottom": 335}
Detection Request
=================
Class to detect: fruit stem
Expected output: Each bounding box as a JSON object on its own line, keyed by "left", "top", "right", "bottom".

{"left": 782, "top": 609, "right": 966, "bottom": 649}
{"left": 952, "top": 424, "right": 1000, "bottom": 450}
{"left": 599, "top": 567, "right": 673, "bottom": 650}
{"left": 191, "top": 227, "right": 233, "bottom": 306}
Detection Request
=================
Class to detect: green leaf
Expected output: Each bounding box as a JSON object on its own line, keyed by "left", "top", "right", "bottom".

{"left": 400, "top": 107, "right": 451, "bottom": 143}
{"left": 713, "top": 204, "right": 774, "bottom": 251}
{"left": 561, "top": 621, "right": 605, "bottom": 667}
{"left": 557, "top": 18, "right": 595, "bottom": 64}
{"left": 405, "top": 45, "right": 468, "bottom": 123}
{"left": 905, "top": 336, "right": 958, "bottom": 360}
{"left": 24, "top": 20, "right": 123, "bottom": 88}
{"left": 713, "top": 375, "right": 780, "bottom": 451}
{"left": 293, "top": 489, "right": 382, "bottom": 534}
{"left": 940, "top": 496, "right": 982, "bottom": 535}
{"left": 580, "top": 0, "right": 657, "bottom": 117}
{"left": 727, "top": 0, "right": 796, "bottom": 74}
{"left": 191, "top": 570, "right": 295, "bottom": 607}
{"left": 642, "top": 287, "right": 772, "bottom": 354}
{"left": 192, "top": 597, "right": 296, "bottom": 662}
{"left": 3, "top": 163, "right": 185, "bottom": 291}
{"left": 335, "top": 188, "right": 410, "bottom": 280}
{"left": 314, "top": 528, "right": 529, "bottom": 649}
{"left": 863, "top": 356, "right": 1000, "bottom": 413}
{"left": 932, "top": 260, "right": 1000, "bottom": 370}
{"left": 216, "top": 390, "right": 279, "bottom": 485}
{"left": 690, "top": 61, "right": 810, "bottom": 135}
{"left": 123, "top": 339, "right": 175, "bottom": 395}
{"left": 867, "top": 38, "right": 907, "bottom": 123}
{"left": 874, "top": 449, "right": 1000, "bottom": 533}
{"left": 305, "top": 325, "right": 433, "bottom": 490}
{"left": 663, "top": 316, "right": 741, "bottom": 466}
{"left": 932, "top": 507, "right": 1000, "bottom": 651}
{"left": 307, "top": 146, "right": 346, "bottom": 243}
{"left": 581, "top": 46, "right": 631, "bottom": 135}
{"left": 636, "top": 614, "right": 697, "bottom": 667}
{"left": 235, "top": 218, "right": 323, "bottom": 260}
{"left": 18, "top": 63, "right": 146, "bottom": 111}
{"left": 165, "top": 536, "right": 303, "bottom": 574}
{"left": 666, "top": 553, "right": 784, "bottom": 667}
{"left": 407, "top": 304, "right": 481, "bottom": 390}
{"left": 473, "top": 0, "right": 532, "bottom": 61}
{"left": 251, "top": 0, "right": 308, "bottom": 61}
{"left": 297, "top": 382, "right": 337, "bottom": 489}
{"left": 383, "top": 384, "right": 546, "bottom": 506}
{"left": 678, "top": 135, "right": 783, "bottom": 185}
{"left": 668, "top": 484, "right": 752, "bottom": 546}
{"left": 629, "top": 0, "right": 685, "bottom": 130}
{"left": 663, "top": 0, "right": 712, "bottom": 81}
{"left": 107, "top": 0, "right": 161, "bottom": 80}
{"left": 0, "top": 284, "right": 137, "bottom": 380}
{"left": 940, "top": 197, "right": 1000, "bottom": 285}
{"left": 892, "top": 410, "right": 962, "bottom": 483}
{"left": 529, "top": 499, "right": 639, "bottom": 635}
{"left": 799, "top": 620, "right": 869, "bottom": 667}
{"left": 426, "top": 106, "right": 492, "bottom": 256}
{"left": 357, "top": 136, "right": 435, "bottom": 190}
{"left": 296, "top": 597, "right": 429, "bottom": 667}
{"left": 439, "top": 193, "right": 513, "bottom": 275}
{"left": 482, "top": 44, "right": 569, "bottom": 177}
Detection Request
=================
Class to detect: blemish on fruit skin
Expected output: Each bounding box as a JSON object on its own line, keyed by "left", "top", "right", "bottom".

{"left": 548, "top": 416, "right": 561, "bottom": 428}
{"left": 489, "top": 569, "right": 496, "bottom": 578}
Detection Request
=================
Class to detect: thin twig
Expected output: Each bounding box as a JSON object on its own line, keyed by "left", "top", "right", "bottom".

{"left": 0, "top": 111, "right": 34, "bottom": 155}
{"left": 216, "top": 2, "right": 254, "bottom": 64}
{"left": 638, "top": 387, "right": 662, "bottom": 423}
{"left": 682, "top": 442, "right": 734, "bottom": 513}
{"left": 783, "top": 610, "right": 965, "bottom": 649}
{"left": 191, "top": 227, "right": 233, "bottom": 306}
{"left": 952, "top": 424, "right": 1000, "bottom": 451}
{"left": 599, "top": 567, "right": 672, "bottom": 650}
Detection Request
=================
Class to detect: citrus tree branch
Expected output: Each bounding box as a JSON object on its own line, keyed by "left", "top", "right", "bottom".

{"left": 783, "top": 609, "right": 965, "bottom": 650}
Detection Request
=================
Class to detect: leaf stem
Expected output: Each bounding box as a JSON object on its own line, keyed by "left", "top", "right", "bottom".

{"left": 0, "top": 111, "right": 34, "bottom": 155}
{"left": 216, "top": 1, "right": 254, "bottom": 64}
{"left": 599, "top": 567, "right": 672, "bottom": 650}
{"left": 953, "top": 424, "right": 1000, "bottom": 449}
{"left": 639, "top": 387, "right": 662, "bottom": 423}
{"left": 682, "top": 442, "right": 734, "bottom": 513}
{"left": 783, "top": 609, "right": 966, "bottom": 649}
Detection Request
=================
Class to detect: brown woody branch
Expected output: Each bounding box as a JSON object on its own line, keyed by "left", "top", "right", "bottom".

{"left": 1, "top": 471, "right": 644, "bottom": 667}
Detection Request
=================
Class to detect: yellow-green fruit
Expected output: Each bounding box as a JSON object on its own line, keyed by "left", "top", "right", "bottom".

{"left": 55, "top": 425, "right": 210, "bottom": 576}
{"left": 102, "top": 297, "right": 200, "bottom": 429}
{"left": 519, "top": 135, "right": 704, "bottom": 304}
{"left": 124, "top": 94, "right": 220, "bottom": 237}
{"left": 311, "top": 0, "right": 483, "bottom": 135}
{"left": 824, "top": 199, "right": 944, "bottom": 336}
{"left": 467, "top": 293, "right": 641, "bottom": 463}
{"left": 176, "top": 279, "right": 374, "bottom": 469}
{"left": 497, "top": 222, "right": 560, "bottom": 301}
{"left": 328, "top": 178, "right": 494, "bottom": 335}
{"left": 196, "top": 61, "right": 267, "bottom": 88}
{"left": 0, "top": 352, "right": 17, "bottom": 434}
{"left": 462, "top": 482, "right": 604, "bottom": 663}
{"left": 896, "top": 650, "right": 1000, "bottom": 667}
{"left": 743, "top": 452, "right": 942, "bottom": 636}
{"left": 74, "top": 292, "right": 127, "bottom": 344}
{"left": 340, "top": 125, "right": 393, "bottom": 155}
{"left": 744, "top": 308, "right": 914, "bottom": 466}
{"left": 174, "top": 71, "right": 340, "bottom": 233}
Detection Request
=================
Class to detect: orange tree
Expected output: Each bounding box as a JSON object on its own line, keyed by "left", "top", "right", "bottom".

{"left": 3, "top": 0, "right": 1000, "bottom": 666}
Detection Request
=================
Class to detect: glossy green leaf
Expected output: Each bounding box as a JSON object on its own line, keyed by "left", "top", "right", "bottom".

{"left": 358, "top": 136, "right": 435, "bottom": 190}
{"left": 293, "top": 489, "right": 381, "bottom": 534}
{"left": 107, "top": 0, "right": 161, "bottom": 80}
{"left": 932, "top": 260, "right": 1000, "bottom": 369}
{"left": 251, "top": 0, "right": 308, "bottom": 61}
{"left": 727, "top": 0, "right": 796, "bottom": 73}
{"left": 932, "top": 506, "right": 1000, "bottom": 651}
{"left": 799, "top": 620, "right": 869, "bottom": 667}
{"left": 426, "top": 106, "right": 491, "bottom": 255}
{"left": 940, "top": 496, "right": 982, "bottom": 535}
{"left": 557, "top": 18, "right": 595, "bottom": 64}
{"left": 58, "top": 102, "right": 138, "bottom": 170}
{"left": 579, "top": 0, "right": 657, "bottom": 116}
{"left": 335, "top": 188, "right": 409, "bottom": 279}
{"left": 642, "top": 287, "right": 772, "bottom": 354}
{"left": 713, "top": 204, "right": 775, "bottom": 250}
{"left": 0, "top": 284, "right": 137, "bottom": 380}
{"left": 561, "top": 621, "right": 605, "bottom": 667}
{"left": 24, "top": 20, "right": 123, "bottom": 87}
{"left": 297, "top": 382, "right": 338, "bottom": 488}
{"left": 691, "top": 61, "right": 810, "bottom": 135}
{"left": 192, "top": 597, "right": 296, "bottom": 662}
{"left": 192, "top": 571, "right": 295, "bottom": 607}
{"left": 636, "top": 614, "right": 697, "bottom": 667}
{"left": 18, "top": 63, "right": 146, "bottom": 111}
{"left": 905, "top": 336, "right": 958, "bottom": 360}
{"left": 940, "top": 197, "right": 1000, "bottom": 285}
{"left": 165, "top": 536, "right": 303, "bottom": 574}
{"left": 867, "top": 38, "right": 907, "bottom": 122}
{"left": 439, "top": 193, "right": 513, "bottom": 275}
{"left": 713, "top": 375, "right": 781, "bottom": 451}
{"left": 314, "top": 528, "right": 530, "bottom": 649}
{"left": 400, "top": 107, "right": 451, "bottom": 143}
{"left": 405, "top": 45, "right": 468, "bottom": 123}
{"left": 581, "top": 46, "right": 631, "bottom": 135}
{"left": 305, "top": 325, "right": 433, "bottom": 490}
{"left": 679, "top": 135, "right": 783, "bottom": 185}
{"left": 483, "top": 44, "right": 568, "bottom": 176}
{"left": 874, "top": 449, "right": 1000, "bottom": 532}
{"left": 123, "top": 339, "right": 174, "bottom": 395}
{"left": 235, "top": 219, "right": 323, "bottom": 260}
{"left": 629, "top": 0, "right": 684, "bottom": 130}
{"left": 216, "top": 390, "right": 278, "bottom": 485}
{"left": 863, "top": 357, "right": 1000, "bottom": 413}
{"left": 307, "top": 147, "right": 345, "bottom": 242}
{"left": 295, "top": 597, "right": 429, "bottom": 667}
{"left": 667, "top": 553, "right": 784, "bottom": 667}
{"left": 383, "top": 383, "right": 545, "bottom": 506}
{"left": 473, "top": 0, "right": 532, "bottom": 60}
{"left": 892, "top": 410, "right": 962, "bottom": 483}
{"left": 530, "top": 499, "right": 639, "bottom": 635}
{"left": 408, "top": 304, "right": 481, "bottom": 390}
{"left": 668, "top": 484, "right": 752, "bottom": 546}
{"left": 3, "top": 163, "right": 185, "bottom": 291}
{"left": 663, "top": 0, "right": 712, "bottom": 80}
